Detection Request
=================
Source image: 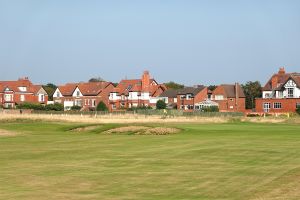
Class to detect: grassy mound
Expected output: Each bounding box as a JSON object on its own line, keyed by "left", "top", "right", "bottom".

{"left": 103, "top": 125, "right": 180, "bottom": 135}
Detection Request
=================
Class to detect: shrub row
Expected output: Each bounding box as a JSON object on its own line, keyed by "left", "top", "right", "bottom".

{"left": 17, "top": 102, "right": 63, "bottom": 111}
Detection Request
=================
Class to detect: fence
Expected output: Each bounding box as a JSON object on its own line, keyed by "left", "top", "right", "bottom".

{"left": 30, "top": 109, "right": 244, "bottom": 117}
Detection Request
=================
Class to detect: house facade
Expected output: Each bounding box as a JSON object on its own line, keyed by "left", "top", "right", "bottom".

{"left": 108, "top": 71, "right": 167, "bottom": 110}
{"left": 256, "top": 67, "right": 300, "bottom": 113}
{"left": 0, "top": 77, "right": 48, "bottom": 108}
{"left": 211, "top": 83, "right": 246, "bottom": 112}
{"left": 53, "top": 82, "right": 115, "bottom": 111}
{"left": 176, "top": 86, "right": 211, "bottom": 111}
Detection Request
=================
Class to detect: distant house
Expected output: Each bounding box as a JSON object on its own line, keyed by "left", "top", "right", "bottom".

{"left": 211, "top": 83, "right": 246, "bottom": 112}
{"left": 176, "top": 86, "right": 211, "bottom": 111}
{"left": 109, "top": 71, "right": 167, "bottom": 110}
{"left": 256, "top": 67, "right": 300, "bottom": 113}
{"left": 53, "top": 82, "right": 115, "bottom": 111}
{"left": 158, "top": 89, "right": 178, "bottom": 109}
{"left": 0, "top": 77, "right": 48, "bottom": 108}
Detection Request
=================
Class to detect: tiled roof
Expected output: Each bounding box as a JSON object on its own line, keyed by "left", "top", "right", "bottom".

{"left": 263, "top": 72, "right": 300, "bottom": 91}
{"left": 177, "top": 86, "right": 206, "bottom": 96}
{"left": 219, "top": 84, "right": 245, "bottom": 98}
{"left": 159, "top": 89, "right": 179, "bottom": 98}
{"left": 58, "top": 82, "right": 112, "bottom": 96}
{"left": 0, "top": 78, "right": 43, "bottom": 94}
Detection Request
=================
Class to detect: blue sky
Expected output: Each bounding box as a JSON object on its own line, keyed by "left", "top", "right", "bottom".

{"left": 0, "top": 0, "right": 299, "bottom": 86}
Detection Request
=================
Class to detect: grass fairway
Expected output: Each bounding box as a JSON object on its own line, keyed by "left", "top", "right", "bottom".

{"left": 1, "top": 120, "right": 300, "bottom": 200}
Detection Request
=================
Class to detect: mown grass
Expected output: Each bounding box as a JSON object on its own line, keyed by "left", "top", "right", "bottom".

{"left": 0, "top": 120, "right": 300, "bottom": 200}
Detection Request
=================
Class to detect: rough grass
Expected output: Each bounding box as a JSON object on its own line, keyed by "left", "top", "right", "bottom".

{"left": 0, "top": 120, "right": 300, "bottom": 200}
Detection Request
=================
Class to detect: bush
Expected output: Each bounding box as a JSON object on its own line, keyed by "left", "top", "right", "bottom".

{"left": 96, "top": 101, "right": 108, "bottom": 111}
{"left": 70, "top": 105, "right": 82, "bottom": 111}
{"left": 45, "top": 103, "right": 64, "bottom": 111}
{"left": 17, "top": 102, "right": 45, "bottom": 110}
{"left": 156, "top": 100, "right": 166, "bottom": 110}
{"left": 202, "top": 106, "right": 219, "bottom": 112}
{"left": 296, "top": 106, "right": 300, "bottom": 115}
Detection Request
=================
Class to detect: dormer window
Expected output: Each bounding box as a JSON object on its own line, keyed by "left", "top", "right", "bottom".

{"left": 18, "top": 87, "right": 27, "bottom": 92}
{"left": 76, "top": 91, "right": 80, "bottom": 97}
{"left": 126, "top": 85, "right": 132, "bottom": 91}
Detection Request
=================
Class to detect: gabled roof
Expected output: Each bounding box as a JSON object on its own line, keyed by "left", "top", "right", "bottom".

{"left": 115, "top": 78, "right": 163, "bottom": 96}
{"left": 220, "top": 84, "right": 245, "bottom": 98}
{"left": 262, "top": 67, "right": 300, "bottom": 91}
{"left": 159, "top": 89, "right": 179, "bottom": 98}
{"left": 57, "top": 82, "right": 112, "bottom": 96}
{"left": 0, "top": 78, "right": 44, "bottom": 94}
{"left": 177, "top": 86, "right": 206, "bottom": 96}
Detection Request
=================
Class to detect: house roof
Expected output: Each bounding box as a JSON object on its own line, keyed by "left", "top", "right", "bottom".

{"left": 58, "top": 82, "right": 112, "bottom": 96}
{"left": 262, "top": 67, "right": 300, "bottom": 91}
{"left": 159, "top": 89, "right": 178, "bottom": 98}
{"left": 218, "top": 84, "right": 245, "bottom": 98}
{"left": 115, "top": 78, "right": 164, "bottom": 96}
{"left": 177, "top": 86, "right": 206, "bottom": 96}
{"left": 0, "top": 78, "right": 44, "bottom": 94}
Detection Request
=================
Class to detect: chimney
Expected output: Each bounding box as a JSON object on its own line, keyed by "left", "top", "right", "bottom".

{"left": 235, "top": 83, "right": 239, "bottom": 108}
{"left": 278, "top": 67, "right": 285, "bottom": 75}
{"left": 141, "top": 70, "right": 150, "bottom": 92}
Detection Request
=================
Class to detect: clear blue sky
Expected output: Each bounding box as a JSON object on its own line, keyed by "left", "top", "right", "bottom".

{"left": 0, "top": 0, "right": 299, "bottom": 86}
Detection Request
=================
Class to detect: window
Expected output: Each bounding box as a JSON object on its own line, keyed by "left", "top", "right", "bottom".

{"left": 230, "top": 98, "right": 233, "bottom": 101}
{"left": 92, "top": 100, "right": 96, "bottom": 107}
{"left": 180, "top": 95, "right": 185, "bottom": 100}
{"left": 4, "top": 94, "right": 13, "bottom": 101}
{"left": 38, "top": 94, "right": 45, "bottom": 102}
{"left": 76, "top": 91, "right": 80, "bottom": 97}
{"left": 277, "top": 91, "right": 283, "bottom": 98}
{"left": 186, "top": 94, "right": 193, "bottom": 100}
{"left": 288, "top": 88, "right": 294, "bottom": 98}
{"left": 20, "top": 95, "right": 25, "bottom": 102}
{"left": 112, "top": 104, "right": 116, "bottom": 109}
{"left": 263, "top": 103, "right": 271, "bottom": 113}
{"left": 18, "top": 87, "right": 27, "bottom": 92}
{"left": 273, "top": 102, "right": 282, "bottom": 109}
{"left": 296, "top": 103, "right": 300, "bottom": 109}
{"left": 215, "top": 95, "right": 224, "bottom": 100}
{"left": 56, "top": 91, "right": 60, "bottom": 97}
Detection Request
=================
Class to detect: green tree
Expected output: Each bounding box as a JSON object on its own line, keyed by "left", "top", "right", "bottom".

{"left": 164, "top": 81, "right": 184, "bottom": 90}
{"left": 96, "top": 101, "right": 108, "bottom": 111}
{"left": 156, "top": 100, "right": 167, "bottom": 110}
{"left": 43, "top": 83, "right": 57, "bottom": 101}
{"left": 242, "top": 81, "right": 262, "bottom": 110}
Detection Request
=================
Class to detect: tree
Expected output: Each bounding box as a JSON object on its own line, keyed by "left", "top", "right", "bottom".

{"left": 164, "top": 81, "right": 184, "bottom": 90}
{"left": 156, "top": 100, "right": 166, "bottom": 110}
{"left": 241, "top": 81, "right": 262, "bottom": 110}
{"left": 43, "top": 83, "right": 57, "bottom": 101}
{"left": 89, "top": 77, "right": 105, "bottom": 82}
{"left": 96, "top": 101, "right": 108, "bottom": 111}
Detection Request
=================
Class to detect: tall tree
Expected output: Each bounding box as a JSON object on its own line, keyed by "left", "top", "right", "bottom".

{"left": 241, "top": 81, "right": 262, "bottom": 110}
{"left": 43, "top": 83, "right": 57, "bottom": 101}
{"left": 164, "top": 81, "right": 184, "bottom": 90}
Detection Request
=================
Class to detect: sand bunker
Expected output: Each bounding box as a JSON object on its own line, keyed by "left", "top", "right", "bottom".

{"left": 0, "top": 129, "right": 18, "bottom": 137}
{"left": 71, "top": 125, "right": 101, "bottom": 132}
{"left": 103, "top": 126, "right": 180, "bottom": 135}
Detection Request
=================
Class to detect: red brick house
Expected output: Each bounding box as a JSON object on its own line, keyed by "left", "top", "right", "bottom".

{"left": 53, "top": 82, "right": 115, "bottom": 111}
{"left": 176, "top": 86, "right": 211, "bottom": 111}
{"left": 0, "top": 77, "right": 48, "bottom": 108}
{"left": 256, "top": 67, "right": 300, "bottom": 113}
{"left": 109, "top": 71, "right": 167, "bottom": 110}
{"left": 211, "top": 83, "right": 246, "bottom": 112}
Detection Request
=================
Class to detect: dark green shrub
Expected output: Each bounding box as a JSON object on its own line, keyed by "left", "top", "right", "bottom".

{"left": 96, "top": 101, "right": 108, "bottom": 111}
{"left": 17, "top": 102, "right": 45, "bottom": 110}
{"left": 45, "top": 103, "right": 64, "bottom": 111}
{"left": 202, "top": 106, "right": 219, "bottom": 112}
{"left": 156, "top": 100, "right": 167, "bottom": 110}
{"left": 70, "top": 105, "right": 82, "bottom": 111}
{"left": 296, "top": 106, "right": 300, "bottom": 115}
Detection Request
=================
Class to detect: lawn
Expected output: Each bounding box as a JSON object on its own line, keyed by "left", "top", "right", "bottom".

{"left": 0, "top": 120, "right": 300, "bottom": 200}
